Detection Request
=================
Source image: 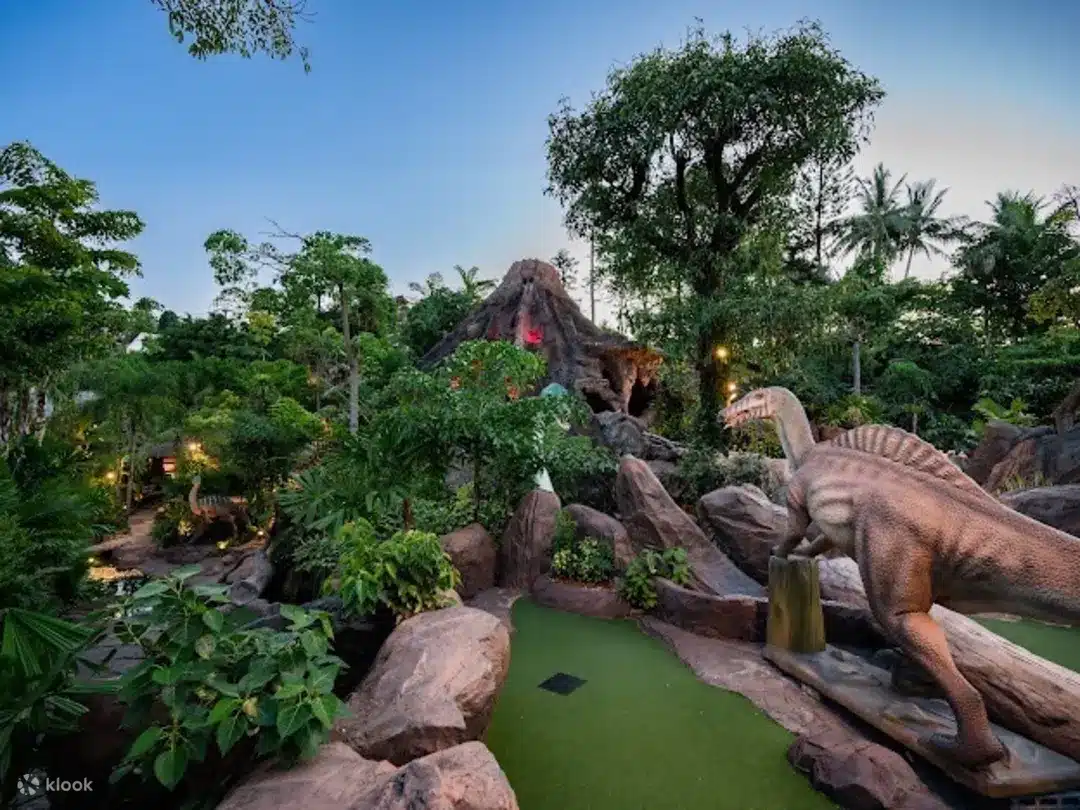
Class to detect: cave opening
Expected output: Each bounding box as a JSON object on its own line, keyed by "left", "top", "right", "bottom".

{"left": 627, "top": 380, "right": 656, "bottom": 418}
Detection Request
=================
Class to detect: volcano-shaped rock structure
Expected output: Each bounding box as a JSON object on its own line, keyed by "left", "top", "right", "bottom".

{"left": 420, "top": 259, "right": 661, "bottom": 415}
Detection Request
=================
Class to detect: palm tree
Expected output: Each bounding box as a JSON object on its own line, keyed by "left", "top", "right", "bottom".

{"left": 896, "top": 180, "right": 968, "bottom": 278}
{"left": 832, "top": 163, "right": 907, "bottom": 268}
{"left": 454, "top": 265, "right": 495, "bottom": 304}
{"left": 407, "top": 272, "right": 446, "bottom": 298}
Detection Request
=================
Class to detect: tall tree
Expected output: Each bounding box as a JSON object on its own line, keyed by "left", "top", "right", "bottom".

{"left": 549, "top": 249, "right": 579, "bottom": 292}
{"left": 150, "top": 0, "right": 313, "bottom": 70}
{"left": 897, "top": 179, "right": 966, "bottom": 278}
{"left": 790, "top": 154, "right": 853, "bottom": 271}
{"left": 545, "top": 21, "right": 882, "bottom": 439}
{"left": 954, "top": 192, "right": 1080, "bottom": 343}
{"left": 453, "top": 264, "right": 495, "bottom": 304}
{"left": 204, "top": 228, "right": 393, "bottom": 434}
{"left": 833, "top": 163, "right": 906, "bottom": 268}
{"left": 0, "top": 142, "right": 144, "bottom": 447}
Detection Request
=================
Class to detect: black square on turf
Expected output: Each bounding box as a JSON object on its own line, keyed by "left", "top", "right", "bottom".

{"left": 538, "top": 672, "right": 586, "bottom": 695}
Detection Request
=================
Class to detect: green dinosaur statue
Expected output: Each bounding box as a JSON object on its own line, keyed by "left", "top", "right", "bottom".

{"left": 722, "top": 386, "right": 1080, "bottom": 770}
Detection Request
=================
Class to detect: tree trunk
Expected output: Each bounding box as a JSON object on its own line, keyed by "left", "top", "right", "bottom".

{"left": 696, "top": 325, "right": 723, "bottom": 445}
{"left": 338, "top": 282, "right": 359, "bottom": 435}
{"left": 912, "top": 410, "right": 919, "bottom": 435}
{"left": 903, "top": 248, "right": 914, "bottom": 279}
{"left": 402, "top": 497, "right": 413, "bottom": 531}
{"left": 767, "top": 556, "right": 826, "bottom": 653}
{"left": 814, "top": 162, "right": 825, "bottom": 270}
{"left": 817, "top": 556, "right": 1080, "bottom": 764}
{"left": 589, "top": 235, "right": 596, "bottom": 323}
{"left": 852, "top": 340, "right": 862, "bottom": 396}
{"left": 125, "top": 424, "right": 137, "bottom": 512}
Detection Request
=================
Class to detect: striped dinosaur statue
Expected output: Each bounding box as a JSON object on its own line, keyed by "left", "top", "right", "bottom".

{"left": 188, "top": 474, "right": 247, "bottom": 539}
{"left": 722, "top": 386, "right": 1080, "bottom": 770}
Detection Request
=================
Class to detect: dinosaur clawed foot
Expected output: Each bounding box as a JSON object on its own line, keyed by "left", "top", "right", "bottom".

{"left": 924, "top": 731, "right": 1008, "bottom": 770}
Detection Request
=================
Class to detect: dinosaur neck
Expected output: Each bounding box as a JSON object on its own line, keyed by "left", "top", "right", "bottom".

{"left": 188, "top": 481, "right": 200, "bottom": 512}
{"left": 775, "top": 394, "right": 815, "bottom": 468}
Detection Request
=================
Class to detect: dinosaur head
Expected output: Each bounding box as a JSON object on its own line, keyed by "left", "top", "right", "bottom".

{"left": 721, "top": 387, "right": 792, "bottom": 430}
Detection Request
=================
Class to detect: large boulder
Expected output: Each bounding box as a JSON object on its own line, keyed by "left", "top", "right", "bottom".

{"left": 696, "top": 485, "right": 785, "bottom": 584}
{"left": 614, "top": 456, "right": 762, "bottom": 597}
{"left": 335, "top": 606, "right": 510, "bottom": 765}
{"left": 653, "top": 578, "right": 765, "bottom": 641}
{"left": 563, "top": 504, "right": 634, "bottom": 569}
{"left": 1000, "top": 484, "right": 1080, "bottom": 538}
{"left": 531, "top": 574, "right": 632, "bottom": 619}
{"left": 441, "top": 523, "right": 497, "bottom": 600}
{"left": 964, "top": 421, "right": 1027, "bottom": 484}
{"left": 500, "top": 490, "right": 560, "bottom": 589}
{"left": 788, "top": 731, "right": 951, "bottom": 810}
{"left": 216, "top": 741, "right": 518, "bottom": 810}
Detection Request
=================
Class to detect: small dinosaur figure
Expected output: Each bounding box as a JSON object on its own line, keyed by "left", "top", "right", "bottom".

{"left": 188, "top": 474, "right": 247, "bottom": 540}
{"left": 722, "top": 386, "right": 1080, "bottom": 769}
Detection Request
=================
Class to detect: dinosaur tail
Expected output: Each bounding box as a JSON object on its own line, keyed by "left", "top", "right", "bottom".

{"left": 980, "top": 511, "right": 1080, "bottom": 626}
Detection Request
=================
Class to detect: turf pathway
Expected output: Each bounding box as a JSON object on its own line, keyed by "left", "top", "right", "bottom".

{"left": 485, "top": 599, "right": 838, "bottom": 810}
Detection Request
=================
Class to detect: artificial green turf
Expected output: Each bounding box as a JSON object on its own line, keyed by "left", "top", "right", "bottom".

{"left": 485, "top": 599, "right": 837, "bottom": 810}
{"left": 976, "top": 617, "right": 1080, "bottom": 673}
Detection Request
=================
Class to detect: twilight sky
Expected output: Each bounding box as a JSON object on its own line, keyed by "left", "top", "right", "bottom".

{"left": 1, "top": 0, "right": 1078, "bottom": 323}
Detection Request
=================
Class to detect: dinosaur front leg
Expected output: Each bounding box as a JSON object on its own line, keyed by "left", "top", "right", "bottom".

{"left": 796, "top": 532, "right": 834, "bottom": 558}
{"left": 773, "top": 482, "right": 812, "bottom": 559}
{"left": 887, "top": 610, "right": 1006, "bottom": 769}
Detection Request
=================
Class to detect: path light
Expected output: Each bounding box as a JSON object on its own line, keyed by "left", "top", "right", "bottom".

{"left": 714, "top": 346, "right": 730, "bottom": 361}
{"left": 105, "top": 471, "right": 117, "bottom": 483}
{"left": 186, "top": 442, "right": 201, "bottom": 454}
{"left": 727, "top": 381, "right": 738, "bottom": 393}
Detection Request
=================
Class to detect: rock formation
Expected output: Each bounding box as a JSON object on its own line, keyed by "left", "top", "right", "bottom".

{"left": 419, "top": 259, "right": 662, "bottom": 416}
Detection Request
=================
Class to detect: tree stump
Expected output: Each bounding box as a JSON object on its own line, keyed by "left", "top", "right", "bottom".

{"left": 767, "top": 555, "right": 826, "bottom": 653}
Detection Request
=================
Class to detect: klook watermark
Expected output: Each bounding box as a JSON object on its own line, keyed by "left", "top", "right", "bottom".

{"left": 17, "top": 771, "right": 93, "bottom": 797}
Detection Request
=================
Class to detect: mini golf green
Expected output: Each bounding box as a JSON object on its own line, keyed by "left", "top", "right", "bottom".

{"left": 976, "top": 617, "right": 1080, "bottom": 673}
{"left": 485, "top": 599, "right": 837, "bottom": 810}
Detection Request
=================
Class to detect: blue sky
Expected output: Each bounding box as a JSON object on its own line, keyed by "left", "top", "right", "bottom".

{"left": 2, "top": 0, "right": 1078, "bottom": 321}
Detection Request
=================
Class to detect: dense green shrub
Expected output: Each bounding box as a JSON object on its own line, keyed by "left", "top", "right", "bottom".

{"left": 112, "top": 568, "right": 346, "bottom": 791}
{"left": 674, "top": 448, "right": 781, "bottom": 504}
{"left": 0, "top": 608, "right": 112, "bottom": 804}
{"left": 0, "top": 438, "right": 122, "bottom": 612}
{"left": 332, "top": 521, "right": 460, "bottom": 620}
{"left": 549, "top": 512, "right": 615, "bottom": 584}
{"left": 617, "top": 548, "right": 691, "bottom": 610}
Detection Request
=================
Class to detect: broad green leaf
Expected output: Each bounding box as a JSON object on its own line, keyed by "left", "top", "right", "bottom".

{"left": 276, "top": 703, "right": 312, "bottom": 738}
{"left": 153, "top": 746, "right": 189, "bottom": 790}
{"left": 209, "top": 698, "right": 240, "bottom": 724}
{"left": 216, "top": 714, "right": 246, "bottom": 755}
{"left": 306, "top": 666, "right": 337, "bottom": 695}
{"left": 202, "top": 610, "right": 224, "bottom": 633}
{"left": 132, "top": 580, "right": 169, "bottom": 599}
{"left": 126, "top": 726, "right": 163, "bottom": 760}
{"left": 172, "top": 565, "right": 203, "bottom": 582}
{"left": 275, "top": 681, "right": 305, "bottom": 700}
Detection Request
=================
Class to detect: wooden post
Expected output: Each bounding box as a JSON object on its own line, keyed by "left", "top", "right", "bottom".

{"left": 767, "top": 555, "right": 826, "bottom": 652}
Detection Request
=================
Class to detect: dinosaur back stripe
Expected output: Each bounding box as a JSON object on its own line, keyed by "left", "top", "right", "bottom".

{"left": 827, "top": 424, "right": 986, "bottom": 496}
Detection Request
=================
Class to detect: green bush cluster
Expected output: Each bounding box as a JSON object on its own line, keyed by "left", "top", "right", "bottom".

{"left": 331, "top": 520, "right": 460, "bottom": 620}
{"left": 617, "top": 548, "right": 691, "bottom": 610}
{"left": 112, "top": 568, "right": 347, "bottom": 791}
{"left": 674, "top": 448, "right": 782, "bottom": 504}
{"left": 549, "top": 511, "right": 615, "bottom": 585}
